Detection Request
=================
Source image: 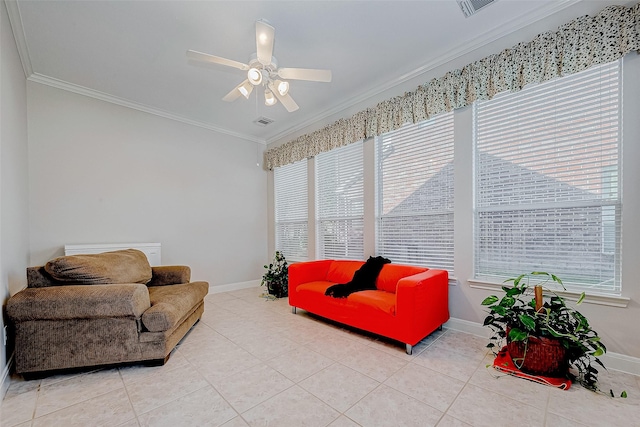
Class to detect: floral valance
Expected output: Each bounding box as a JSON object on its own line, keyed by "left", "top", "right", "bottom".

{"left": 265, "top": 3, "right": 640, "bottom": 170}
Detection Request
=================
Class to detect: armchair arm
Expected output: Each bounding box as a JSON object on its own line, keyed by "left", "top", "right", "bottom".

{"left": 147, "top": 266, "right": 191, "bottom": 286}
{"left": 7, "top": 283, "right": 151, "bottom": 321}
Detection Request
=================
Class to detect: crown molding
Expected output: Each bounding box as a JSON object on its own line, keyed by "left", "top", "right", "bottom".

{"left": 4, "top": 0, "right": 33, "bottom": 77}
{"left": 265, "top": 0, "right": 581, "bottom": 145}
{"left": 28, "top": 73, "right": 266, "bottom": 145}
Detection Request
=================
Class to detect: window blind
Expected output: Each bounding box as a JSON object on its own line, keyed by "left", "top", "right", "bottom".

{"left": 474, "top": 60, "right": 621, "bottom": 294}
{"left": 375, "top": 113, "right": 455, "bottom": 272}
{"left": 274, "top": 159, "right": 308, "bottom": 261}
{"left": 316, "top": 141, "right": 364, "bottom": 260}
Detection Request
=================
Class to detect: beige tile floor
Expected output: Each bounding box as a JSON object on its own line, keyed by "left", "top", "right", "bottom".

{"left": 2, "top": 287, "right": 639, "bottom": 427}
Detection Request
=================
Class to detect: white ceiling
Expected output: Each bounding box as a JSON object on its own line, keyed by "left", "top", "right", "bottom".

{"left": 7, "top": 0, "right": 624, "bottom": 145}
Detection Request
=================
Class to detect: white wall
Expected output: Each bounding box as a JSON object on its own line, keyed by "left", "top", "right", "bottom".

{"left": 1, "top": 0, "right": 30, "bottom": 395}
{"left": 27, "top": 83, "right": 268, "bottom": 287}
{"left": 267, "top": 14, "right": 640, "bottom": 359}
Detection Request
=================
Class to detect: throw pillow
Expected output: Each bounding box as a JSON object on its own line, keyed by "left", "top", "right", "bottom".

{"left": 45, "top": 249, "right": 152, "bottom": 285}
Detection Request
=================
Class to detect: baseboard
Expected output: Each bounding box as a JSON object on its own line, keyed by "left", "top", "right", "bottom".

{"left": 1, "top": 353, "right": 14, "bottom": 400}
{"left": 208, "top": 279, "right": 260, "bottom": 294}
{"left": 443, "top": 317, "right": 489, "bottom": 338}
{"left": 444, "top": 316, "right": 640, "bottom": 377}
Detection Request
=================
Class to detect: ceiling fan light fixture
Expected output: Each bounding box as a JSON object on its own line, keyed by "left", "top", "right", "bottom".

{"left": 264, "top": 89, "right": 277, "bottom": 106}
{"left": 247, "top": 68, "right": 263, "bottom": 85}
{"left": 238, "top": 81, "right": 253, "bottom": 99}
{"left": 275, "top": 80, "right": 289, "bottom": 96}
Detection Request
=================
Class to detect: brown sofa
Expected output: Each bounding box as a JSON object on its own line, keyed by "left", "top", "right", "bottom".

{"left": 6, "top": 249, "right": 208, "bottom": 376}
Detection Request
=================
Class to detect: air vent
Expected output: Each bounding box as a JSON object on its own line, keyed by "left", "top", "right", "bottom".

{"left": 457, "top": 0, "right": 496, "bottom": 18}
{"left": 253, "top": 116, "right": 274, "bottom": 126}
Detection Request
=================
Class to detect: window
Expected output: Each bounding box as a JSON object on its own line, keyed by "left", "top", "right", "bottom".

{"left": 274, "top": 159, "right": 308, "bottom": 261}
{"left": 474, "top": 60, "right": 622, "bottom": 294}
{"left": 316, "top": 142, "right": 364, "bottom": 259}
{"left": 375, "top": 113, "right": 455, "bottom": 272}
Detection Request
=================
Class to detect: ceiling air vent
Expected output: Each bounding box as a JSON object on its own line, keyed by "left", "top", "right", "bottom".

{"left": 457, "top": 0, "right": 496, "bottom": 18}
{"left": 253, "top": 116, "right": 274, "bottom": 127}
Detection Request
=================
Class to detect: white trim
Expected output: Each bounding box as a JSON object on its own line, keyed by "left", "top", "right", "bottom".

{"left": 4, "top": 0, "right": 33, "bottom": 77}
{"left": 1, "top": 354, "right": 14, "bottom": 400}
{"left": 443, "top": 317, "right": 489, "bottom": 338}
{"left": 444, "top": 317, "right": 640, "bottom": 376}
{"left": 468, "top": 279, "right": 630, "bottom": 308}
{"left": 207, "top": 279, "right": 260, "bottom": 294}
{"left": 27, "top": 74, "right": 266, "bottom": 145}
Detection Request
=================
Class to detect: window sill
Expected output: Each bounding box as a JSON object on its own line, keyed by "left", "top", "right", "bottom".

{"left": 468, "top": 279, "right": 630, "bottom": 308}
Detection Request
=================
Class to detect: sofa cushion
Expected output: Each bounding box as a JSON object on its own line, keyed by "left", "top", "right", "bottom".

{"left": 326, "top": 261, "right": 364, "bottom": 283}
{"left": 295, "top": 281, "right": 335, "bottom": 296}
{"left": 348, "top": 290, "right": 396, "bottom": 316}
{"left": 375, "top": 264, "right": 428, "bottom": 293}
{"left": 142, "top": 281, "right": 209, "bottom": 332}
{"left": 45, "top": 249, "right": 152, "bottom": 285}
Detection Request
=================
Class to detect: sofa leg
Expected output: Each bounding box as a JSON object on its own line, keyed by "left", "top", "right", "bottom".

{"left": 291, "top": 307, "right": 297, "bottom": 314}
{"left": 438, "top": 324, "right": 443, "bottom": 331}
{"left": 405, "top": 344, "right": 413, "bottom": 355}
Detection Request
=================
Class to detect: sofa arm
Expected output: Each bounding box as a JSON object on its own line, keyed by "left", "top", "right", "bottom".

{"left": 147, "top": 266, "right": 191, "bottom": 286}
{"left": 7, "top": 284, "right": 151, "bottom": 321}
{"left": 288, "top": 260, "right": 333, "bottom": 289}
{"left": 396, "top": 269, "right": 449, "bottom": 323}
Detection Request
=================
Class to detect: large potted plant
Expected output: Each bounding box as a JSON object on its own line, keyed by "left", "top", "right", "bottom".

{"left": 261, "top": 251, "right": 288, "bottom": 298}
{"left": 481, "top": 272, "right": 622, "bottom": 395}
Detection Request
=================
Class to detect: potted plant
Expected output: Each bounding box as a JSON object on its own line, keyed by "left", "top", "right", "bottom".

{"left": 261, "top": 251, "right": 288, "bottom": 298}
{"left": 481, "top": 271, "right": 623, "bottom": 395}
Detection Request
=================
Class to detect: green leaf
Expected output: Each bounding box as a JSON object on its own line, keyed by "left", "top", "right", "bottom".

{"left": 518, "top": 314, "right": 536, "bottom": 330}
{"left": 593, "top": 347, "right": 605, "bottom": 357}
{"left": 508, "top": 328, "right": 528, "bottom": 342}
{"left": 505, "top": 287, "right": 523, "bottom": 297}
{"left": 621, "top": 391, "right": 627, "bottom": 398}
{"left": 576, "top": 292, "right": 586, "bottom": 305}
{"left": 500, "top": 295, "right": 516, "bottom": 307}
{"left": 491, "top": 305, "right": 507, "bottom": 316}
{"left": 481, "top": 295, "right": 499, "bottom": 306}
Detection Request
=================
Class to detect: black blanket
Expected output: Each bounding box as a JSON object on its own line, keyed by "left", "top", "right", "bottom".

{"left": 325, "top": 256, "right": 391, "bottom": 298}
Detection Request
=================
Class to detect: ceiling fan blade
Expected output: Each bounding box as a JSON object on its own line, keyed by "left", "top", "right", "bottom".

{"left": 278, "top": 92, "right": 299, "bottom": 112}
{"left": 222, "top": 79, "right": 251, "bottom": 102}
{"left": 186, "top": 50, "right": 249, "bottom": 71}
{"left": 256, "top": 20, "right": 275, "bottom": 66}
{"left": 277, "top": 68, "right": 332, "bottom": 82}
{"left": 269, "top": 82, "right": 299, "bottom": 112}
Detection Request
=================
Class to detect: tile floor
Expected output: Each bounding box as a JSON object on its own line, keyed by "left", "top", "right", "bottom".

{"left": 2, "top": 287, "right": 639, "bottom": 427}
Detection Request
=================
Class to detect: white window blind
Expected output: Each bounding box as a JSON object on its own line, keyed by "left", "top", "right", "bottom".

{"left": 316, "top": 142, "right": 364, "bottom": 260}
{"left": 274, "top": 159, "right": 308, "bottom": 261}
{"left": 474, "top": 60, "right": 622, "bottom": 294}
{"left": 375, "top": 113, "right": 454, "bottom": 272}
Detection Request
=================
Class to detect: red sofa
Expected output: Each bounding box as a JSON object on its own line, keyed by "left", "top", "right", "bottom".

{"left": 288, "top": 259, "right": 449, "bottom": 354}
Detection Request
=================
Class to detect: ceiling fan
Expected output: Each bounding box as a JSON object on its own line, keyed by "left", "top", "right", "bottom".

{"left": 187, "top": 20, "right": 332, "bottom": 112}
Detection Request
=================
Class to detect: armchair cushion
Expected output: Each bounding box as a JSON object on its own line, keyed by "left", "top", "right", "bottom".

{"left": 147, "top": 265, "right": 191, "bottom": 287}
{"left": 44, "top": 249, "right": 152, "bottom": 285}
{"left": 142, "top": 281, "right": 209, "bottom": 332}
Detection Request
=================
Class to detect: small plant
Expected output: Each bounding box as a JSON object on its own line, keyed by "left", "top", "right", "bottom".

{"left": 482, "top": 272, "right": 624, "bottom": 396}
{"left": 261, "top": 251, "right": 288, "bottom": 298}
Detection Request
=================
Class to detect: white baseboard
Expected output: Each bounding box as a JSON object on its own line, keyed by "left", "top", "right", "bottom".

{"left": 444, "top": 317, "right": 640, "bottom": 377}
{"left": 1, "top": 353, "right": 14, "bottom": 400}
{"left": 208, "top": 279, "right": 260, "bottom": 294}
{"left": 443, "top": 317, "right": 489, "bottom": 338}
